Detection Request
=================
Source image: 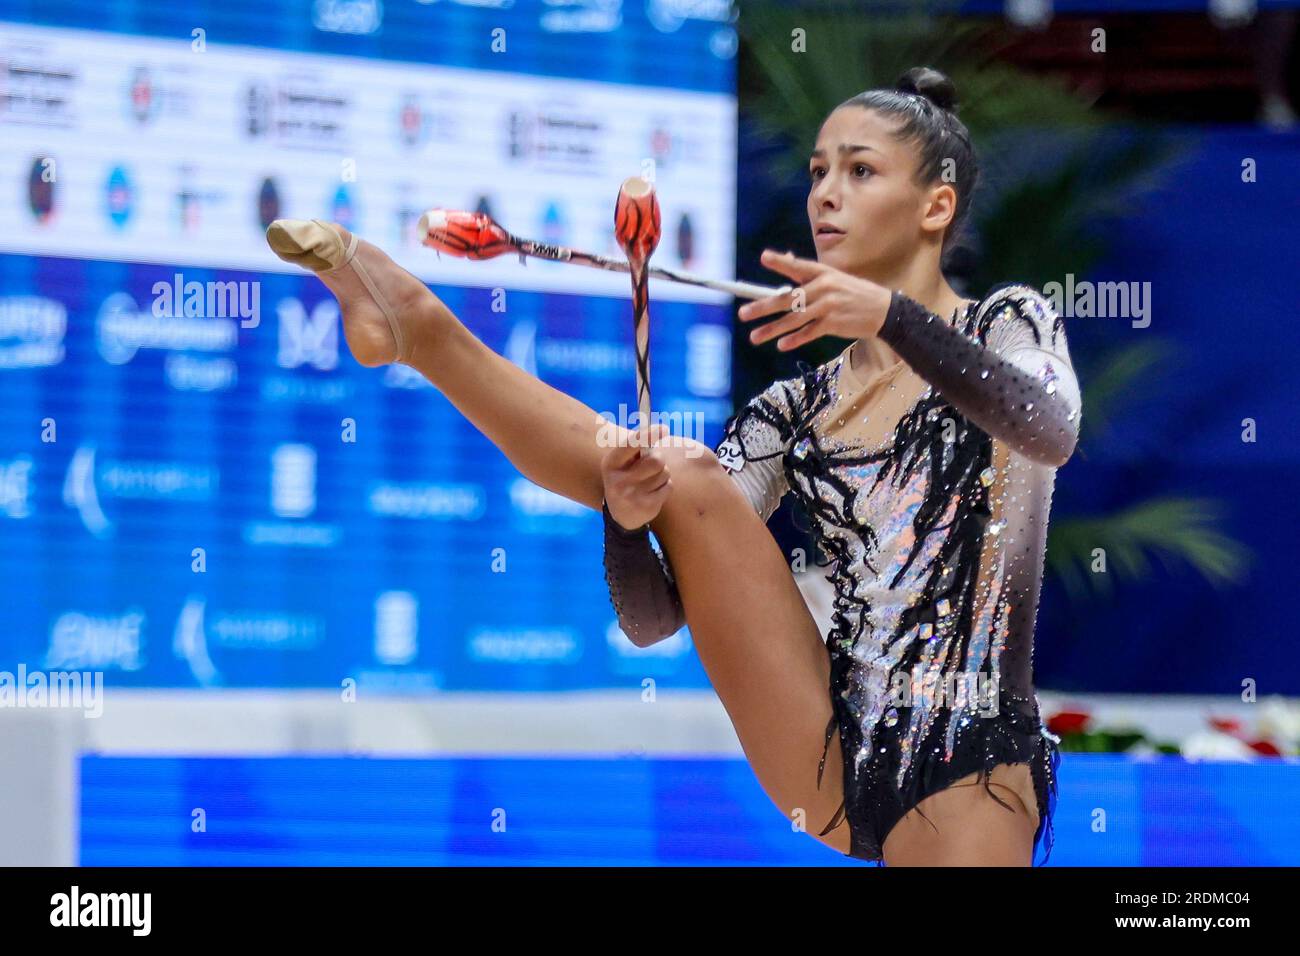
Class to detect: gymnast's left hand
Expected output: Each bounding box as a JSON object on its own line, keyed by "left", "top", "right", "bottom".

{"left": 738, "top": 249, "right": 893, "bottom": 351}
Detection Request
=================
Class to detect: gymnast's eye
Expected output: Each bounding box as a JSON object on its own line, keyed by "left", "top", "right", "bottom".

{"left": 852, "top": 163, "right": 874, "bottom": 179}
{"left": 809, "top": 165, "right": 826, "bottom": 182}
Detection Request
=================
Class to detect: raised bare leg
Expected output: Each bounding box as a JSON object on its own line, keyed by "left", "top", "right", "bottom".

{"left": 267, "top": 221, "right": 852, "bottom": 855}
{"left": 646, "top": 442, "right": 852, "bottom": 855}
{"left": 267, "top": 219, "right": 618, "bottom": 510}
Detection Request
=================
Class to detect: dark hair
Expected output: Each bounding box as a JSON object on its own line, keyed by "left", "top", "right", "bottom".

{"left": 833, "top": 67, "right": 979, "bottom": 253}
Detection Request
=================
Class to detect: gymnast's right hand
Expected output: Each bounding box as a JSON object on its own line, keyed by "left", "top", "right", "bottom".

{"left": 601, "top": 424, "right": 673, "bottom": 532}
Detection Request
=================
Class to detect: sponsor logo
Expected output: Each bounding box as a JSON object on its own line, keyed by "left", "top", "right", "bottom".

{"left": 277, "top": 298, "right": 338, "bottom": 370}
{"left": 271, "top": 443, "right": 316, "bottom": 518}
{"left": 313, "top": 0, "right": 384, "bottom": 36}
{"left": 244, "top": 444, "right": 339, "bottom": 547}
{"left": 246, "top": 82, "right": 271, "bottom": 137}
{"left": 331, "top": 182, "right": 356, "bottom": 231}
{"left": 394, "top": 183, "right": 424, "bottom": 246}
{"left": 508, "top": 478, "right": 587, "bottom": 518}
{"left": 96, "top": 290, "right": 239, "bottom": 365}
{"left": 415, "top": 0, "right": 514, "bottom": 8}
{"left": 173, "top": 596, "right": 219, "bottom": 687}
{"left": 173, "top": 163, "right": 226, "bottom": 235}
{"left": 541, "top": 200, "right": 565, "bottom": 245}
{"left": 104, "top": 164, "right": 134, "bottom": 229}
{"left": 62, "top": 445, "right": 218, "bottom": 538}
{"left": 0, "top": 456, "right": 33, "bottom": 518}
{"left": 504, "top": 107, "right": 603, "bottom": 169}
{"left": 643, "top": 115, "right": 708, "bottom": 171}
{"left": 172, "top": 595, "right": 327, "bottom": 686}
{"left": 466, "top": 627, "right": 580, "bottom": 664}
{"left": 263, "top": 300, "right": 351, "bottom": 403}
{"left": 646, "top": 0, "right": 733, "bottom": 32}
{"left": 0, "top": 295, "right": 67, "bottom": 368}
{"left": 0, "top": 51, "right": 77, "bottom": 127}
{"left": 243, "top": 77, "right": 350, "bottom": 150}
{"left": 173, "top": 595, "right": 326, "bottom": 687}
{"left": 374, "top": 591, "right": 418, "bottom": 666}
{"left": 540, "top": 0, "right": 621, "bottom": 33}
{"left": 685, "top": 322, "right": 730, "bottom": 396}
{"left": 46, "top": 608, "right": 145, "bottom": 672}
{"left": 209, "top": 612, "right": 323, "bottom": 650}
{"left": 649, "top": 124, "right": 673, "bottom": 164}
{"left": 367, "top": 482, "right": 486, "bottom": 520}
{"left": 394, "top": 90, "right": 460, "bottom": 150}
{"left": 398, "top": 94, "right": 423, "bottom": 146}
{"left": 125, "top": 65, "right": 159, "bottom": 124}
{"left": 504, "top": 319, "right": 634, "bottom": 377}
{"left": 257, "top": 176, "right": 281, "bottom": 229}
{"left": 28, "top": 156, "right": 56, "bottom": 223}
{"left": 675, "top": 210, "right": 694, "bottom": 267}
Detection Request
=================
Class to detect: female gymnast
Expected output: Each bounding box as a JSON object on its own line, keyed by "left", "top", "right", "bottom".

{"left": 264, "top": 66, "right": 1079, "bottom": 866}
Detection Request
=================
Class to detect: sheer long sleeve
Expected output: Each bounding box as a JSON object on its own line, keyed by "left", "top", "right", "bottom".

{"left": 602, "top": 499, "right": 686, "bottom": 645}
{"left": 602, "top": 374, "right": 803, "bottom": 644}
{"left": 877, "top": 284, "right": 1082, "bottom": 467}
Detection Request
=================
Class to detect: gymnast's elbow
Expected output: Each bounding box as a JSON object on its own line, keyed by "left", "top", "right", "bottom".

{"left": 621, "top": 619, "right": 679, "bottom": 649}
{"left": 1015, "top": 427, "right": 1079, "bottom": 469}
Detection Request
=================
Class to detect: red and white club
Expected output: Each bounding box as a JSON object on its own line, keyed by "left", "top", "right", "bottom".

{"left": 614, "top": 176, "right": 661, "bottom": 427}
{"left": 417, "top": 207, "right": 786, "bottom": 301}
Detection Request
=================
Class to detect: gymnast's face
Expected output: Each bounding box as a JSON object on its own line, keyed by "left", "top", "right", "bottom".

{"left": 807, "top": 106, "right": 955, "bottom": 278}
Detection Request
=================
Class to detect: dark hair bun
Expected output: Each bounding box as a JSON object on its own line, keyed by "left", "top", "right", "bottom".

{"left": 896, "top": 67, "right": 958, "bottom": 112}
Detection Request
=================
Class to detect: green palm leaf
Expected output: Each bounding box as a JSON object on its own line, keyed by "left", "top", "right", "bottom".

{"left": 1046, "top": 498, "right": 1251, "bottom": 601}
{"left": 1074, "top": 340, "right": 1172, "bottom": 444}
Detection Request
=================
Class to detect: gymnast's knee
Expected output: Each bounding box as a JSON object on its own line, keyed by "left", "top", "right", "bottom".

{"left": 653, "top": 440, "right": 744, "bottom": 519}
{"left": 656, "top": 438, "right": 722, "bottom": 481}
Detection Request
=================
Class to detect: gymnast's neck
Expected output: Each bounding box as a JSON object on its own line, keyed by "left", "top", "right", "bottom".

{"left": 848, "top": 251, "right": 968, "bottom": 379}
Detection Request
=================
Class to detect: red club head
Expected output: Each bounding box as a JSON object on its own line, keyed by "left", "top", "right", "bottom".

{"left": 418, "top": 208, "right": 513, "bottom": 260}
{"left": 614, "top": 176, "right": 661, "bottom": 264}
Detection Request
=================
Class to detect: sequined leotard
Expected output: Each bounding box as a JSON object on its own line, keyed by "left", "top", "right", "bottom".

{"left": 602, "top": 283, "right": 1080, "bottom": 864}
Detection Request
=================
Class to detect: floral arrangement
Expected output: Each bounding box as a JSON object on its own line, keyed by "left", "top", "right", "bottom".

{"left": 1044, "top": 696, "right": 1300, "bottom": 758}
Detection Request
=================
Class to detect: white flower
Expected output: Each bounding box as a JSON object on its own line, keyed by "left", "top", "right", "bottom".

{"left": 1125, "top": 741, "right": 1161, "bottom": 759}
{"left": 1255, "top": 696, "right": 1300, "bottom": 752}
{"left": 1180, "top": 731, "right": 1256, "bottom": 761}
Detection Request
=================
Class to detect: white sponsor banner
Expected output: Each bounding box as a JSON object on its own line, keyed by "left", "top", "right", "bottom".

{"left": 0, "top": 22, "right": 737, "bottom": 303}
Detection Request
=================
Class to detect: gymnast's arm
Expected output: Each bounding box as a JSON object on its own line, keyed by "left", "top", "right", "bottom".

{"left": 876, "top": 286, "right": 1083, "bottom": 467}
{"left": 602, "top": 465, "right": 788, "bottom": 648}
{"left": 602, "top": 499, "right": 688, "bottom": 648}
{"left": 603, "top": 387, "right": 795, "bottom": 647}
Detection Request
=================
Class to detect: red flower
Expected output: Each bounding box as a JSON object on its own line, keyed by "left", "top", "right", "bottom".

{"left": 1209, "top": 716, "right": 1244, "bottom": 737}
{"left": 1047, "top": 710, "right": 1091, "bottom": 736}
{"left": 1248, "top": 739, "right": 1282, "bottom": 756}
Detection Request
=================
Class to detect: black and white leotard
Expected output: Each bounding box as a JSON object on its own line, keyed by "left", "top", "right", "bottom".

{"left": 602, "top": 283, "right": 1081, "bottom": 864}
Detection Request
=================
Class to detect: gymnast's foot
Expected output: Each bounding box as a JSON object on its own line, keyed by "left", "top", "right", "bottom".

{"left": 265, "top": 218, "right": 447, "bottom": 367}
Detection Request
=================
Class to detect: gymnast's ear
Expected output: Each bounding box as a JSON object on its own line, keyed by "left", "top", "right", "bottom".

{"left": 920, "top": 181, "right": 958, "bottom": 240}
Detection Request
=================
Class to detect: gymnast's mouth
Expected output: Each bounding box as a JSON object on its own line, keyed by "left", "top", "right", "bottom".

{"left": 814, "top": 223, "right": 847, "bottom": 246}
